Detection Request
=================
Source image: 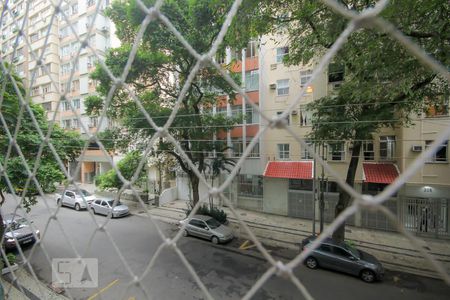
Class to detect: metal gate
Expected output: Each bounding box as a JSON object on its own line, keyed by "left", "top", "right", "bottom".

{"left": 402, "top": 198, "right": 449, "bottom": 237}
{"left": 288, "top": 190, "right": 313, "bottom": 220}
{"left": 360, "top": 199, "right": 397, "bottom": 231}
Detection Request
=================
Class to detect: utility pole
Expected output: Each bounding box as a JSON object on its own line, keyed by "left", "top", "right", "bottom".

{"left": 319, "top": 142, "right": 327, "bottom": 233}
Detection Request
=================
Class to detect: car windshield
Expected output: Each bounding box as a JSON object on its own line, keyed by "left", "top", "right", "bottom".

{"left": 107, "top": 200, "right": 121, "bottom": 207}
{"left": 8, "top": 218, "right": 28, "bottom": 231}
{"left": 344, "top": 243, "right": 360, "bottom": 259}
{"left": 205, "top": 218, "right": 221, "bottom": 229}
{"left": 77, "top": 189, "right": 92, "bottom": 197}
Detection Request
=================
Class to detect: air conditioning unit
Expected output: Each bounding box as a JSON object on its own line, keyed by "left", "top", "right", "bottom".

{"left": 101, "top": 26, "right": 108, "bottom": 32}
{"left": 269, "top": 83, "right": 276, "bottom": 90}
{"left": 270, "top": 63, "right": 277, "bottom": 70}
{"left": 411, "top": 145, "right": 423, "bottom": 152}
{"left": 291, "top": 110, "right": 298, "bottom": 115}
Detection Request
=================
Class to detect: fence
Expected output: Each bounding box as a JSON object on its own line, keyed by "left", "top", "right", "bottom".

{"left": 0, "top": 0, "right": 449, "bottom": 299}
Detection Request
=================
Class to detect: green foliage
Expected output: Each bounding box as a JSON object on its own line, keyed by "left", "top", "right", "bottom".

{"left": 95, "top": 151, "right": 147, "bottom": 190}
{"left": 185, "top": 203, "right": 228, "bottom": 224}
{"left": 92, "top": 0, "right": 241, "bottom": 205}
{"left": 0, "top": 64, "right": 83, "bottom": 211}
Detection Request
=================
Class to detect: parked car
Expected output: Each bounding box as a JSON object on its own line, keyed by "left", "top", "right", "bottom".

{"left": 55, "top": 186, "right": 96, "bottom": 211}
{"left": 89, "top": 199, "right": 129, "bottom": 218}
{"left": 3, "top": 213, "right": 40, "bottom": 250}
{"left": 179, "top": 215, "right": 234, "bottom": 244}
{"left": 301, "top": 235, "right": 384, "bottom": 283}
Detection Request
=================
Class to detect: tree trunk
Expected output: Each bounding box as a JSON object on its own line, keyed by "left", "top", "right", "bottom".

{"left": 332, "top": 141, "right": 362, "bottom": 242}
{"left": 190, "top": 174, "right": 200, "bottom": 207}
{"left": 0, "top": 190, "right": 5, "bottom": 246}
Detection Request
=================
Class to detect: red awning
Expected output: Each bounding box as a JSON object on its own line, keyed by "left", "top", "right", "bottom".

{"left": 263, "top": 161, "right": 313, "bottom": 179}
{"left": 362, "top": 163, "right": 399, "bottom": 184}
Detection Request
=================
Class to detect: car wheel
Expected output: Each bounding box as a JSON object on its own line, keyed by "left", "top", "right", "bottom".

{"left": 211, "top": 236, "right": 220, "bottom": 244}
{"left": 183, "top": 230, "right": 188, "bottom": 237}
{"left": 75, "top": 203, "right": 80, "bottom": 211}
{"left": 360, "top": 269, "right": 376, "bottom": 283}
{"left": 57, "top": 199, "right": 61, "bottom": 207}
{"left": 305, "top": 257, "right": 318, "bottom": 269}
{"left": 92, "top": 208, "right": 96, "bottom": 215}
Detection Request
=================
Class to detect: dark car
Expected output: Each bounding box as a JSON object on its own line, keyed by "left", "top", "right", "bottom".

{"left": 3, "top": 214, "right": 40, "bottom": 250}
{"left": 301, "top": 235, "right": 384, "bottom": 283}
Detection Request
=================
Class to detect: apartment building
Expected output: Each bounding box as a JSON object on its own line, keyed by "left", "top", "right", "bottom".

{"left": 1, "top": 0, "right": 114, "bottom": 183}
{"left": 175, "top": 34, "right": 449, "bottom": 239}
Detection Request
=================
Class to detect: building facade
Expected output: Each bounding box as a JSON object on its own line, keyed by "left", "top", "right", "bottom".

{"left": 1, "top": 0, "right": 115, "bottom": 183}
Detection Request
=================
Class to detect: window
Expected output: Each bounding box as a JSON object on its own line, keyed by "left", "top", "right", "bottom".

{"left": 332, "top": 246, "right": 351, "bottom": 258}
{"left": 363, "top": 183, "right": 394, "bottom": 196}
{"left": 329, "top": 142, "right": 345, "bottom": 161}
{"left": 31, "top": 86, "right": 40, "bottom": 96}
{"left": 61, "top": 44, "right": 71, "bottom": 56}
{"left": 42, "top": 102, "right": 52, "bottom": 111}
{"left": 42, "top": 84, "right": 51, "bottom": 94}
{"left": 87, "top": 55, "right": 97, "bottom": 68}
{"left": 216, "top": 106, "right": 227, "bottom": 116}
{"left": 87, "top": 0, "right": 95, "bottom": 7}
{"left": 72, "top": 118, "right": 79, "bottom": 128}
{"left": 231, "top": 138, "right": 243, "bottom": 158}
{"left": 276, "top": 47, "right": 288, "bottom": 63}
{"left": 59, "top": 26, "right": 68, "bottom": 38}
{"left": 277, "top": 143, "right": 290, "bottom": 160}
{"left": 238, "top": 175, "right": 263, "bottom": 197}
{"left": 246, "top": 40, "right": 258, "bottom": 58}
{"left": 61, "top": 63, "right": 71, "bottom": 75}
{"left": 246, "top": 105, "right": 259, "bottom": 124}
{"left": 328, "top": 63, "right": 344, "bottom": 83}
{"left": 72, "top": 99, "right": 80, "bottom": 109}
{"left": 245, "top": 70, "right": 259, "bottom": 92}
{"left": 289, "top": 179, "right": 313, "bottom": 191}
{"left": 276, "top": 111, "right": 289, "bottom": 126}
{"left": 299, "top": 106, "right": 312, "bottom": 127}
{"left": 319, "top": 244, "right": 332, "bottom": 253}
{"left": 247, "top": 140, "right": 260, "bottom": 158}
{"left": 425, "top": 140, "right": 448, "bottom": 162}
{"left": 363, "top": 141, "right": 374, "bottom": 161}
{"left": 425, "top": 95, "right": 449, "bottom": 117}
{"left": 62, "top": 119, "right": 71, "bottom": 128}
{"left": 71, "top": 3, "right": 78, "bottom": 15}
{"left": 61, "top": 101, "right": 71, "bottom": 111}
{"left": 301, "top": 140, "right": 314, "bottom": 160}
{"left": 380, "top": 136, "right": 396, "bottom": 161}
{"left": 231, "top": 105, "right": 242, "bottom": 119}
{"left": 30, "top": 33, "right": 39, "bottom": 42}
{"left": 89, "top": 117, "right": 98, "bottom": 128}
{"left": 277, "top": 79, "right": 289, "bottom": 96}
{"left": 71, "top": 80, "right": 80, "bottom": 92}
{"left": 300, "top": 69, "right": 313, "bottom": 87}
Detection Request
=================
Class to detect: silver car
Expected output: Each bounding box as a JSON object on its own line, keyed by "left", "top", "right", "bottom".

{"left": 179, "top": 215, "right": 234, "bottom": 244}
{"left": 90, "top": 199, "right": 129, "bottom": 218}
{"left": 56, "top": 187, "right": 96, "bottom": 211}
{"left": 301, "top": 235, "right": 384, "bottom": 283}
{"left": 3, "top": 214, "right": 40, "bottom": 250}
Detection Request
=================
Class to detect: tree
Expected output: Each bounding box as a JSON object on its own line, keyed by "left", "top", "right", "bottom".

{"left": 232, "top": 0, "right": 449, "bottom": 241}
{"left": 205, "top": 148, "right": 236, "bottom": 210}
{"left": 86, "top": 0, "right": 240, "bottom": 206}
{"left": 95, "top": 150, "right": 147, "bottom": 193}
{"left": 0, "top": 65, "right": 83, "bottom": 240}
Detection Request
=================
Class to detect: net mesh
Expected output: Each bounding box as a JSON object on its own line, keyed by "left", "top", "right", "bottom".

{"left": 0, "top": 0, "right": 449, "bottom": 299}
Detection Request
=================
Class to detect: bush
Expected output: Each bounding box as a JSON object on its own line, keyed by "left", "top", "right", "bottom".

{"left": 185, "top": 203, "right": 228, "bottom": 224}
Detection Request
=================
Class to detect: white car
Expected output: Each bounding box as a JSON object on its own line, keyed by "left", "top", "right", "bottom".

{"left": 90, "top": 199, "right": 130, "bottom": 218}
{"left": 56, "top": 187, "right": 96, "bottom": 211}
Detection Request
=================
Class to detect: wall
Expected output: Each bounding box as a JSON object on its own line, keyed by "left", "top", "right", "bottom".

{"left": 263, "top": 177, "right": 288, "bottom": 215}
{"left": 159, "top": 187, "right": 178, "bottom": 206}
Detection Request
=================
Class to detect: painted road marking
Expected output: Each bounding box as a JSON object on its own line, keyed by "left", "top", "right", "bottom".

{"left": 239, "top": 240, "right": 256, "bottom": 250}
{"left": 87, "top": 279, "right": 119, "bottom": 300}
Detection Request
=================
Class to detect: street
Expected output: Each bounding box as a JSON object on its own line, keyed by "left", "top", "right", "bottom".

{"left": 3, "top": 195, "right": 450, "bottom": 300}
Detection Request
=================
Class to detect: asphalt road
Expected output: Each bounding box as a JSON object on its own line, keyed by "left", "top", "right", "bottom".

{"left": 3, "top": 195, "right": 450, "bottom": 300}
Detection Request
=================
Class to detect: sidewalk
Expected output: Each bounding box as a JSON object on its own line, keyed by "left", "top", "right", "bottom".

{"left": 1, "top": 267, "right": 69, "bottom": 300}
{"left": 125, "top": 199, "right": 450, "bottom": 280}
